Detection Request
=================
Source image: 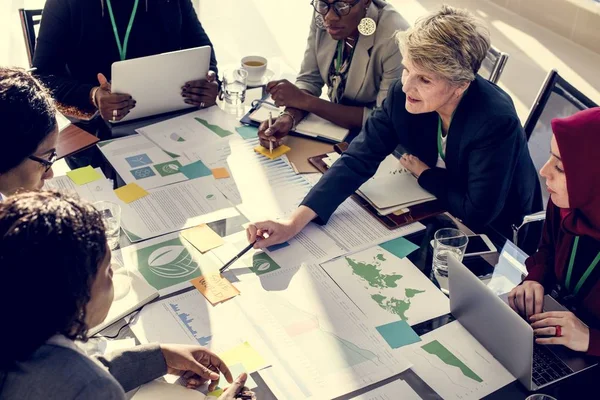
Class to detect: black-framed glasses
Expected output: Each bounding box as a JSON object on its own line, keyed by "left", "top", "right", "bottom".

{"left": 311, "top": 0, "right": 361, "bottom": 17}
{"left": 29, "top": 150, "right": 57, "bottom": 173}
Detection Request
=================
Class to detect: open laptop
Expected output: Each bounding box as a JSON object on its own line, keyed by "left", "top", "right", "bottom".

{"left": 448, "top": 256, "right": 597, "bottom": 390}
{"left": 111, "top": 46, "right": 211, "bottom": 123}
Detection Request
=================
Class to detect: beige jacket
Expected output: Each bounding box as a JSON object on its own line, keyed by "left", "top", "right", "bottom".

{"left": 295, "top": 0, "right": 409, "bottom": 125}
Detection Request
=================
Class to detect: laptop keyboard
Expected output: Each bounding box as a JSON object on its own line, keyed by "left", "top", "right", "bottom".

{"left": 532, "top": 345, "right": 573, "bottom": 387}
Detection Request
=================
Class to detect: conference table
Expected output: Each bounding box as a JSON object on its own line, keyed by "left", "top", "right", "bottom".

{"left": 66, "top": 104, "right": 596, "bottom": 400}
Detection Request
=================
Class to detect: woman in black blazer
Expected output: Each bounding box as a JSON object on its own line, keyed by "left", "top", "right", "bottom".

{"left": 246, "top": 5, "right": 542, "bottom": 251}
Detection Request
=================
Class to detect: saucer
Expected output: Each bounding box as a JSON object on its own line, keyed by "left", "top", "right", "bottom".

{"left": 246, "top": 69, "right": 275, "bottom": 87}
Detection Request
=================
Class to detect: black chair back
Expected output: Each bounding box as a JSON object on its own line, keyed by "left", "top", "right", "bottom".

{"left": 18, "top": 8, "right": 43, "bottom": 68}
{"left": 480, "top": 45, "right": 509, "bottom": 84}
{"left": 524, "top": 69, "right": 598, "bottom": 206}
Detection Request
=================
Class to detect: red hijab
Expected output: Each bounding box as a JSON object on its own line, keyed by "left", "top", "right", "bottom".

{"left": 552, "top": 107, "right": 600, "bottom": 240}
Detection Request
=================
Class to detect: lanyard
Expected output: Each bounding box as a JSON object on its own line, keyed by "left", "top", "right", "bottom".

{"left": 335, "top": 40, "right": 355, "bottom": 74}
{"left": 437, "top": 117, "right": 445, "bottom": 162}
{"left": 565, "top": 236, "right": 600, "bottom": 296}
{"left": 106, "top": 0, "right": 140, "bottom": 61}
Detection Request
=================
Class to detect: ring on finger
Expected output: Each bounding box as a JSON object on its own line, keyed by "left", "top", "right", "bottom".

{"left": 112, "top": 109, "right": 118, "bottom": 122}
{"left": 555, "top": 325, "right": 562, "bottom": 337}
{"left": 200, "top": 101, "right": 205, "bottom": 108}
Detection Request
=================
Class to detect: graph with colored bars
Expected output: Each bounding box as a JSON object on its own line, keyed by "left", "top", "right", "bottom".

{"left": 168, "top": 302, "right": 212, "bottom": 346}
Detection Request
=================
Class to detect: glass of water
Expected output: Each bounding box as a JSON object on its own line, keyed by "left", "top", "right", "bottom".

{"left": 433, "top": 228, "right": 469, "bottom": 276}
{"left": 94, "top": 201, "right": 121, "bottom": 251}
{"left": 221, "top": 68, "right": 248, "bottom": 105}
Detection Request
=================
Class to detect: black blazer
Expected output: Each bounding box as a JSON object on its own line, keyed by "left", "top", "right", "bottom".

{"left": 33, "top": 0, "right": 217, "bottom": 110}
{"left": 302, "top": 76, "right": 543, "bottom": 240}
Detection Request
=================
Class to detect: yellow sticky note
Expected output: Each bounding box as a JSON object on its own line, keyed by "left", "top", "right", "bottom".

{"left": 66, "top": 166, "right": 102, "bottom": 185}
{"left": 254, "top": 145, "right": 291, "bottom": 160}
{"left": 114, "top": 183, "right": 149, "bottom": 204}
{"left": 191, "top": 272, "right": 240, "bottom": 305}
{"left": 211, "top": 167, "right": 230, "bottom": 179}
{"left": 393, "top": 208, "right": 409, "bottom": 216}
{"left": 181, "top": 224, "right": 224, "bottom": 253}
{"left": 219, "top": 342, "right": 268, "bottom": 372}
{"left": 207, "top": 388, "right": 224, "bottom": 397}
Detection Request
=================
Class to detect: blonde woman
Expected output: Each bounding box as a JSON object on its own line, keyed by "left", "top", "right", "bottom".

{"left": 247, "top": 5, "right": 542, "bottom": 253}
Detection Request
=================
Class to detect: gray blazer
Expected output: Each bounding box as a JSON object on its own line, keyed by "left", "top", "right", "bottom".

{"left": 1, "top": 336, "right": 167, "bottom": 399}
{"left": 295, "top": 0, "right": 409, "bottom": 124}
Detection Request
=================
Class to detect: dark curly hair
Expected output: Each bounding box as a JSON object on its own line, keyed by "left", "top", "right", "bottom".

{"left": 0, "top": 67, "right": 56, "bottom": 174}
{"left": 0, "top": 191, "right": 107, "bottom": 370}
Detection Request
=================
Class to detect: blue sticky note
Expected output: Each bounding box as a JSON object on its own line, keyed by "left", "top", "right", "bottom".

{"left": 180, "top": 160, "right": 212, "bottom": 179}
{"left": 267, "top": 242, "right": 290, "bottom": 252}
{"left": 376, "top": 320, "right": 421, "bottom": 349}
{"left": 380, "top": 237, "right": 419, "bottom": 259}
{"left": 236, "top": 125, "right": 259, "bottom": 140}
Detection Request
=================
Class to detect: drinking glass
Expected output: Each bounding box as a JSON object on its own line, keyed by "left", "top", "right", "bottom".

{"left": 94, "top": 201, "right": 121, "bottom": 250}
{"left": 221, "top": 68, "right": 248, "bottom": 105}
{"left": 433, "top": 228, "right": 469, "bottom": 276}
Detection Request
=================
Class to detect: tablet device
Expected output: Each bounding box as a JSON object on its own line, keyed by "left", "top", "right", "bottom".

{"left": 111, "top": 46, "right": 211, "bottom": 123}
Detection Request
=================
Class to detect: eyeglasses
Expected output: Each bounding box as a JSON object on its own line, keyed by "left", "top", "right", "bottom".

{"left": 311, "top": 0, "right": 361, "bottom": 17}
{"left": 29, "top": 150, "right": 57, "bottom": 173}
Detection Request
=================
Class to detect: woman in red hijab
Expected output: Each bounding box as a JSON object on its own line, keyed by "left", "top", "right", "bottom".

{"left": 508, "top": 107, "right": 600, "bottom": 355}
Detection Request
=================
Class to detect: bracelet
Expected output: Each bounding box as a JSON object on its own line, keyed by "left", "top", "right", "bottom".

{"left": 279, "top": 111, "right": 296, "bottom": 131}
{"left": 90, "top": 86, "right": 101, "bottom": 109}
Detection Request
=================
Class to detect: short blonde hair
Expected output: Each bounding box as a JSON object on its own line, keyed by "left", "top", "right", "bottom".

{"left": 397, "top": 5, "right": 491, "bottom": 84}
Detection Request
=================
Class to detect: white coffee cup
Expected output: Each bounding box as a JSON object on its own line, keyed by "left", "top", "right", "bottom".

{"left": 241, "top": 56, "right": 268, "bottom": 84}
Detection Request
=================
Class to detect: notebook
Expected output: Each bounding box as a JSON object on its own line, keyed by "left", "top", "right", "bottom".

{"left": 247, "top": 97, "right": 349, "bottom": 143}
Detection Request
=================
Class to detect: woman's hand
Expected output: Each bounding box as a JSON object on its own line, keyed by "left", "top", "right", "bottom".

{"left": 95, "top": 73, "right": 135, "bottom": 122}
{"left": 246, "top": 219, "right": 299, "bottom": 249}
{"left": 258, "top": 115, "right": 293, "bottom": 149}
{"left": 508, "top": 280, "right": 545, "bottom": 318}
{"left": 218, "top": 373, "right": 255, "bottom": 400}
{"left": 160, "top": 344, "right": 233, "bottom": 392}
{"left": 267, "top": 79, "right": 309, "bottom": 109}
{"left": 530, "top": 311, "right": 590, "bottom": 352}
{"left": 182, "top": 70, "right": 219, "bottom": 108}
{"left": 399, "top": 154, "right": 430, "bottom": 178}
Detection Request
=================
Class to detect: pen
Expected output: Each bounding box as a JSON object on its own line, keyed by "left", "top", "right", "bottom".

{"left": 268, "top": 112, "right": 273, "bottom": 155}
{"left": 219, "top": 241, "right": 256, "bottom": 274}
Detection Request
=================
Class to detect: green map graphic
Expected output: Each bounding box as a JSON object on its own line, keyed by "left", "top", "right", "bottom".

{"left": 195, "top": 117, "right": 234, "bottom": 138}
{"left": 346, "top": 253, "right": 425, "bottom": 320}
{"left": 422, "top": 340, "right": 483, "bottom": 383}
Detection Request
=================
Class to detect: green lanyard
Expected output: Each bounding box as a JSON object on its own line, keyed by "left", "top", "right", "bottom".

{"left": 106, "top": 0, "right": 140, "bottom": 61}
{"left": 437, "top": 117, "right": 446, "bottom": 162}
{"left": 335, "top": 40, "right": 355, "bottom": 74}
{"left": 565, "top": 236, "right": 600, "bottom": 296}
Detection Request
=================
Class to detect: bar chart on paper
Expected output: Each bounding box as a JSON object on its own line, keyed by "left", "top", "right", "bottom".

{"left": 169, "top": 302, "right": 213, "bottom": 346}
{"left": 399, "top": 321, "right": 515, "bottom": 400}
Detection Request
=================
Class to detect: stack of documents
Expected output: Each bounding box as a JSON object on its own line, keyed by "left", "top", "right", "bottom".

{"left": 249, "top": 98, "right": 349, "bottom": 143}
{"left": 323, "top": 153, "right": 436, "bottom": 215}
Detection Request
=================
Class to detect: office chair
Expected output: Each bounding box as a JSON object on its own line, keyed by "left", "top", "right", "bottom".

{"left": 512, "top": 69, "right": 598, "bottom": 249}
{"left": 480, "top": 45, "right": 509, "bottom": 85}
{"left": 18, "top": 8, "right": 43, "bottom": 68}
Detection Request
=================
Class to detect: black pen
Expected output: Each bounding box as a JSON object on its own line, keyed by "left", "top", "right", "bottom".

{"left": 219, "top": 241, "right": 256, "bottom": 274}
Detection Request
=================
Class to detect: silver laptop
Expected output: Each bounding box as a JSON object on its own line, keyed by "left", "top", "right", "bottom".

{"left": 448, "top": 256, "right": 597, "bottom": 390}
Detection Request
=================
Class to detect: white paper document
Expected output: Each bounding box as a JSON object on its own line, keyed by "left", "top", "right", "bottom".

{"left": 137, "top": 107, "right": 238, "bottom": 157}
{"left": 350, "top": 380, "right": 422, "bottom": 400}
{"left": 119, "top": 177, "right": 239, "bottom": 242}
{"left": 250, "top": 98, "right": 349, "bottom": 143}
{"left": 228, "top": 138, "right": 313, "bottom": 221}
{"left": 320, "top": 246, "right": 450, "bottom": 327}
{"left": 236, "top": 264, "right": 411, "bottom": 400}
{"left": 183, "top": 139, "right": 242, "bottom": 204}
{"left": 43, "top": 170, "right": 120, "bottom": 204}
{"left": 97, "top": 135, "right": 188, "bottom": 190}
{"left": 359, "top": 173, "right": 435, "bottom": 210}
{"left": 399, "top": 321, "right": 515, "bottom": 400}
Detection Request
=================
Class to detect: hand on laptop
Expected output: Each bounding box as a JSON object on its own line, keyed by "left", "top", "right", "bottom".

{"left": 530, "top": 311, "right": 590, "bottom": 352}
{"left": 508, "top": 280, "right": 545, "bottom": 318}
{"left": 94, "top": 73, "right": 136, "bottom": 122}
{"left": 182, "top": 70, "right": 219, "bottom": 108}
{"left": 258, "top": 115, "right": 292, "bottom": 149}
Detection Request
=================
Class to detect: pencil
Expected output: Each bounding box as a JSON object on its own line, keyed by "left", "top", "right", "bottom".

{"left": 268, "top": 112, "right": 273, "bottom": 155}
